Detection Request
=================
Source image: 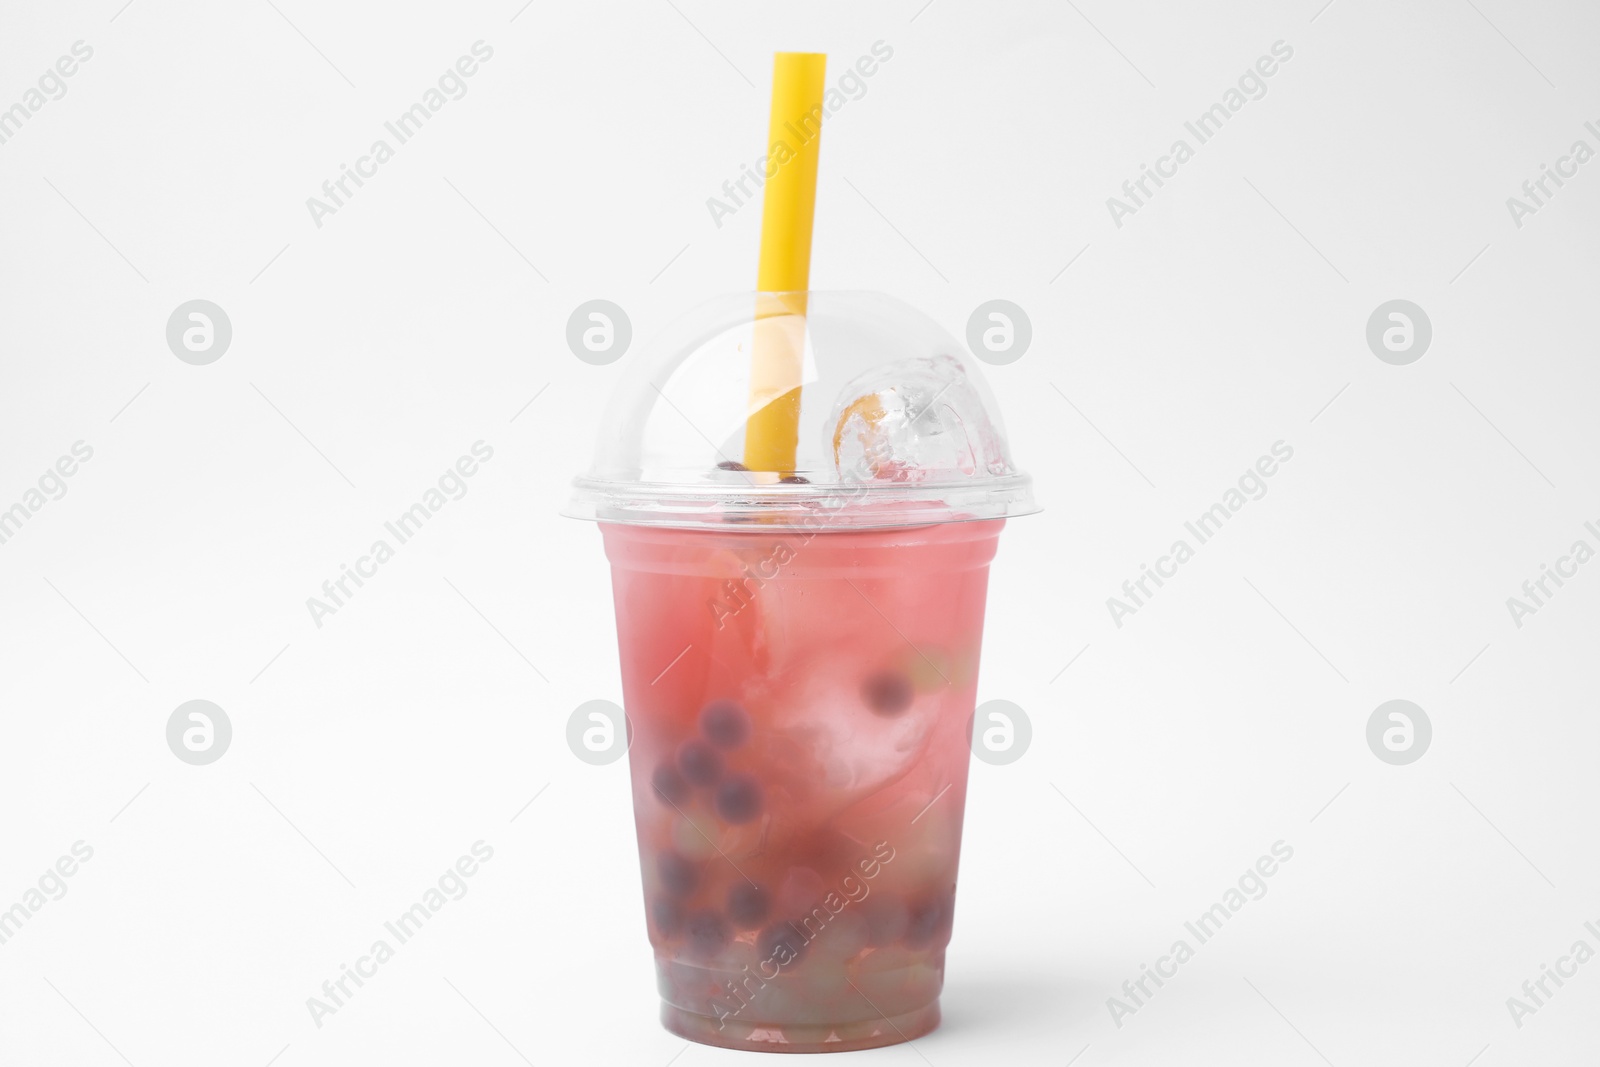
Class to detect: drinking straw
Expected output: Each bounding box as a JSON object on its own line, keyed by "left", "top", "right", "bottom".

{"left": 742, "top": 52, "right": 827, "bottom": 475}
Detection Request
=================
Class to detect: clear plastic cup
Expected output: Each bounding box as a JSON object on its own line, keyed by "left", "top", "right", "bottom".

{"left": 569, "top": 291, "right": 1035, "bottom": 1052}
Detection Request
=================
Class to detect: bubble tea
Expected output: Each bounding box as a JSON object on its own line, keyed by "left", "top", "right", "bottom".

{"left": 570, "top": 291, "right": 1036, "bottom": 1052}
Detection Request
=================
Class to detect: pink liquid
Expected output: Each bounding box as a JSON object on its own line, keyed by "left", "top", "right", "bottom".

{"left": 600, "top": 518, "right": 1002, "bottom": 1053}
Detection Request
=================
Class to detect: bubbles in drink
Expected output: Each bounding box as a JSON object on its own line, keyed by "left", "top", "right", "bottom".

{"left": 714, "top": 774, "right": 764, "bottom": 823}
{"left": 676, "top": 739, "right": 724, "bottom": 786}
{"left": 700, "top": 700, "right": 752, "bottom": 748}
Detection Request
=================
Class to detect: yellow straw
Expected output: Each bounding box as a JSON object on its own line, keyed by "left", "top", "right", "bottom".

{"left": 743, "top": 52, "right": 827, "bottom": 475}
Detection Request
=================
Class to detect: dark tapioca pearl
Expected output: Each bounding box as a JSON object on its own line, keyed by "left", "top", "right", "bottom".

{"left": 657, "top": 851, "right": 699, "bottom": 898}
{"left": 862, "top": 671, "right": 914, "bottom": 717}
{"left": 683, "top": 909, "right": 731, "bottom": 959}
{"left": 651, "top": 897, "right": 683, "bottom": 938}
{"left": 780, "top": 474, "right": 810, "bottom": 484}
{"left": 756, "top": 921, "right": 808, "bottom": 967}
{"left": 713, "top": 774, "right": 764, "bottom": 824}
{"left": 860, "top": 892, "right": 909, "bottom": 946}
{"left": 651, "top": 763, "right": 690, "bottom": 806}
{"left": 727, "top": 883, "right": 771, "bottom": 928}
{"left": 699, "top": 700, "right": 752, "bottom": 749}
{"left": 902, "top": 891, "right": 954, "bottom": 949}
{"left": 716, "top": 460, "right": 750, "bottom": 471}
{"left": 676, "top": 739, "right": 724, "bottom": 786}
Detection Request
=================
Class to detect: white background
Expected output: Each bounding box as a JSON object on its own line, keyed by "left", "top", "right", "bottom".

{"left": 1, "top": 0, "right": 1598, "bottom": 1064}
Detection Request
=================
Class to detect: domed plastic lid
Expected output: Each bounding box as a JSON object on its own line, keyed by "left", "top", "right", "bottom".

{"left": 568, "top": 291, "right": 1036, "bottom": 529}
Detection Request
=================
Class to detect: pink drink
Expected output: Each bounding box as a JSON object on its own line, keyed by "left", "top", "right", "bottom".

{"left": 601, "top": 517, "right": 1002, "bottom": 1053}
{"left": 572, "top": 291, "right": 1035, "bottom": 1050}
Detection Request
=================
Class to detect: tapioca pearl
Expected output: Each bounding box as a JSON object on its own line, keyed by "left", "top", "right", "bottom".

{"left": 714, "top": 774, "right": 764, "bottom": 824}
{"left": 902, "top": 891, "right": 954, "bottom": 949}
{"left": 658, "top": 851, "right": 699, "bottom": 897}
{"left": 861, "top": 671, "right": 914, "bottom": 717}
{"left": 756, "top": 922, "right": 809, "bottom": 969}
{"left": 683, "top": 909, "right": 732, "bottom": 960}
{"left": 651, "top": 763, "right": 691, "bottom": 806}
{"left": 651, "top": 897, "right": 684, "bottom": 939}
{"left": 727, "top": 882, "right": 772, "bottom": 928}
{"left": 859, "top": 893, "right": 910, "bottom": 946}
{"left": 776, "top": 867, "right": 826, "bottom": 916}
{"left": 901, "top": 900, "right": 940, "bottom": 949}
{"left": 700, "top": 700, "right": 752, "bottom": 748}
{"left": 677, "top": 739, "right": 724, "bottom": 786}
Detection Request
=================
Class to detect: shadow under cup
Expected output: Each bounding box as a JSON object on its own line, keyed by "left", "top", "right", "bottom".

{"left": 600, "top": 518, "right": 1003, "bottom": 1053}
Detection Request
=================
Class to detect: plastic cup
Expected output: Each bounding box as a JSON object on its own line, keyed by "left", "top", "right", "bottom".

{"left": 570, "top": 291, "right": 1035, "bottom": 1052}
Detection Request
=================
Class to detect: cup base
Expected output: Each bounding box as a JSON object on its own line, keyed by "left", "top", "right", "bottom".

{"left": 662, "top": 998, "right": 940, "bottom": 1054}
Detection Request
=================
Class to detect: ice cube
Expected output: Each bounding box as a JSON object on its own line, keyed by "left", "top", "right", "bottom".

{"left": 827, "top": 354, "right": 1008, "bottom": 482}
{"left": 789, "top": 672, "right": 936, "bottom": 800}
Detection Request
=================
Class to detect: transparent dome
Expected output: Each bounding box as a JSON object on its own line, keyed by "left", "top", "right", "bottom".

{"left": 568, "top": 291, "right": 1036, "bottom": 529}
